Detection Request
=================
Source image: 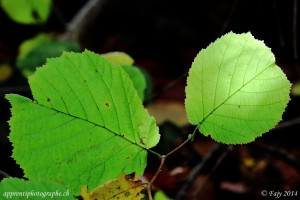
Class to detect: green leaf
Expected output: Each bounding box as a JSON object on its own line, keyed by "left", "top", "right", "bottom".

{"left": 6, "top": 50, "right": 160, "bottom": 195}
{"left": 0, "top": 178, "right": 75, "bottom": 200}
{"left": 16, "top": 39, "right": 80, "bottom": 76}
{"left": 101, "top": 52, "right": 147, "bottom": 100}
{"left": 122, "top": 65, "right": 147, "bottom": 101}
{"left": 17, "top": 33, "right": 51, "bottom": 60}
{"left": 1, "top": 0, "right": 52, "bottom": 24}
{"left": 154, "top": 190, "right": 170, "bottom": 200}
{"left": 185, "top": 32, "right": 291, "bottom": 144}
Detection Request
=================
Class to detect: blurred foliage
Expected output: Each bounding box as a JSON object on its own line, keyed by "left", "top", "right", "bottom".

{"left": 0, "top": 0, "right": 52, "bottom": 25}
{"left": 16, "top": 38, "right": 80, "bottom": 76}
{"left": 0, "top": 63, "right": 12, "bottom": 83}
{"left": 291, "top": 82, "right": 300, "bottom": 96}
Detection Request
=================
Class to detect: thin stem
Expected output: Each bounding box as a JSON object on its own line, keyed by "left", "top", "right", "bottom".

{"left": 218, "top": 0, "right": 239, "bottom": 36}
{"left": 191, "top": 145, "right": 232, "bottom": 198}
{"left": 146, "top": 125, "right": 199, "bottom": 199}
{"left": 149, "top": 155, "right": 166, "bottom": 186}
{"left": 144, "top": 71, "right": 188, "bottom": 105}
{"left": 60, "top": 0, "right": 107, "bottom": 41}
{"left": 165, "top": 124, "right": 199, "bottom": 158}
{"left": 148, "top": 149, "right": 162, "bottom": 159}
{"left": 0, "top": 170, "right": 12, "bottom": 178}
{"left": 146, "top": 185, "right": 153, "bottom": 200}
{"left": 174, "top": 144, "right": 229, "bottom": 200}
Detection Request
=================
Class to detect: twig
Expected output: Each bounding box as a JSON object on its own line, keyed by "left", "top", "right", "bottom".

{"left": 190, "top": 145, "right": 232, "bottom": 199}
{"left": 174, "top": 143, "right": 230, "bottom": 200}
{"left": 273, "top": 0, "right": 285, "bottom": 47}
{"left": 218, "top": 0, "right": 239, "bottom": 36}
{"left": 146, "top": 125, "right": 199, "bottom": 199}
{"left": 60, "top": 0, "right": 108, "bottom": 41}
{"left": 0, "top": 170, "right": 12, "bottom": 178}
{"left": 250, "top": 143, "right": 300, "bottom": 172}
{"left": 144, "top": 71, "right": 188, "bottom": 105}
{"left": 272, "top": 117, "right": 300, "bottom": 131}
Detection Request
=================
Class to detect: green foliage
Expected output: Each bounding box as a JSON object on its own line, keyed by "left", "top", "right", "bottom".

{"left": 1, "top": 0, "right": 52, "bottom": 24}
{"left": 17, "top": 33, "right": 51, "bottom": 60}
{"left": 122, "top": 65, "right": 147, "bottom": 101}
{"left": 185, "top": 32, "right": 291, "bottom": 144}
{"left": 6, "top": 50, "right": 160, "bottom": 195}
{"left": 101, "top": 52, "right": 147, "bottom": 101}
{"left": 17, "top": 38, "right": 80, "bottom": 76}
{"left": 2, "top": 32, "right": 292, "bottom": 198}
{"left": 0, "top": 178, "right": 74, "bottom": 200}
{"left": 154, "top": 190, "right": 170, "bottom": 200}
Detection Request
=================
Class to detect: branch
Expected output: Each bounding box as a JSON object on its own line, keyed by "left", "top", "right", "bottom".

{"left": 60, "top": 0, "right": 108, "bottom": 41}
{"left": 250, "top": 143, "right": 300, "bottom": 172}
{"left": 174, "top": 143, "right": 230, "bottom": 200}
{"left": 0, "top": 170, "right": 12, "bottom": 178}
{"left": 272, "top": 117, "right": 300, "bottom": 131}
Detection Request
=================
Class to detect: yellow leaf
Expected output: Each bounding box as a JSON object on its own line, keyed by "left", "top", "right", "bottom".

{"left": 291, "top": 82, "right": 300, "bottom": 96}
{"left": 101, "top": 51, "right": 134, "bottom": 65}
{"left": 81, "top": 173, "right": 146, "bottom": 200}
{"left": 0, "top": 64, "right": 13, "bottom": 82}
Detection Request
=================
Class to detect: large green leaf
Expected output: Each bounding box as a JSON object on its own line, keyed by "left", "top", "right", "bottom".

{"left": 6, "top": 50, "right": 160, "bottom": 195}
{"left": 185, "top": 32, "right": 291, "bottom": 144}
{"left": 1, "top": 0, "right": 51, "bottom": 24}
{"left": 0, "top": 178, "right": 75, "bottom": 200}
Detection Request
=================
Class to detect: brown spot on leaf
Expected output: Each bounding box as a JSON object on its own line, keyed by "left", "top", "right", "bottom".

{"left": 124, "top": 191, "right": 130, "bottom": 197}
{"left": 105, "top": 102, "right": 110, "bottom": 107}
{"left": 47, "top": 98, "right": 51, "bottom": 102}
{"left": 140, "top": 138, "right": 145, "bottom": 145}
{"left": 125, "top": 173, "right": 135, "bottom": 181}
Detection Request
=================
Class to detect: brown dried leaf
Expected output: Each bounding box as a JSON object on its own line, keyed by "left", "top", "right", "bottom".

{"left": 81, "top": 173, "right": 146, "bottom": 200}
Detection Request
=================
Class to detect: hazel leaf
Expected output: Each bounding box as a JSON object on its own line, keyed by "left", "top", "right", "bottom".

{"left": 185, "top": 32, "right": 291, "bottom": 144}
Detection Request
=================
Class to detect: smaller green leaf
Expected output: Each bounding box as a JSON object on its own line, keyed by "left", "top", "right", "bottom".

{"left": 122, "top": 65, "right": 147, "bottom": 101}
{"left": 17, "top": 33, "right": 51, "bottom": 60}
{"left": 17, "top": 40, "right": 80, "bottom": 76}
{"left": 101, "top": 51, "right": 147, "bottom": 101}
{"left": 1, "top": 0, "right": 52, "bottom": 24}
{"left": 0, "top": 178, "right": 75, "bottom": 200}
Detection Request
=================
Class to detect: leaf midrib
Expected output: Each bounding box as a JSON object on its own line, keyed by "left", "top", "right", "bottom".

{"left": 199, "top": 61, "right": 275, "bottom": 126}
{"left": 32, "top": 99, "right": 148, "bottom": 151}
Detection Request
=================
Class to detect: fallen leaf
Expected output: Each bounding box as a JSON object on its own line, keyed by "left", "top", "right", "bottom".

{"left": 146, "top": 100, "right": 188, "bottom": 126}
{"left": 81, "top": 173, "right": 146, "bottom": 200}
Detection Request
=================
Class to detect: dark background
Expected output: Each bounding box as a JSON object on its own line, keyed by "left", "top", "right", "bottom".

{"left": 1, "top": 0, "right": 300, "bottom": 199}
